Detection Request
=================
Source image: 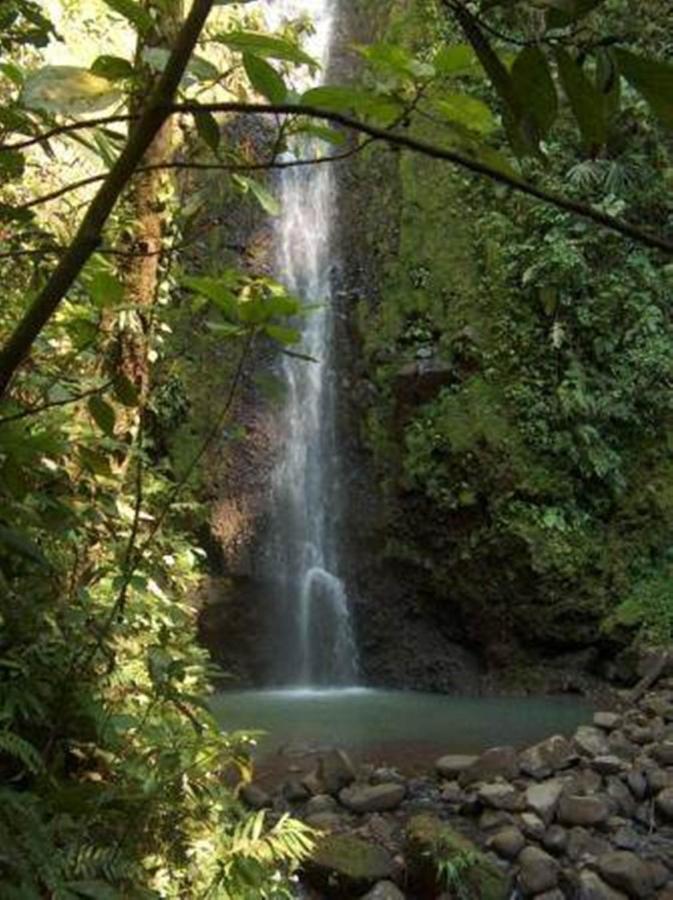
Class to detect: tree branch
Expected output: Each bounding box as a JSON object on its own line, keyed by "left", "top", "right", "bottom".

{"left": 0, "top": 0, "right": 216, "bottom": 398}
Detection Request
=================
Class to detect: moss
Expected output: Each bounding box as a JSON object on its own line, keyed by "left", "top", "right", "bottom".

{"left": 406, "top": 814, "right": 509, "bottom": 899}
{"left": 304, "top": 834, "right": 396, "bottom": 897}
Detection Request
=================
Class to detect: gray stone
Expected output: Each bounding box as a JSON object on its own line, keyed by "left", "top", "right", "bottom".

{"left": 240, "top": 783, "right": 272, "bottom": 810}
{"left": 653, "top": 742, "right": 673, "bottom": 767}
{"left": 606, "top": 776, "right": 637, "bottom": 818}
{"left": 657, "top": 887, "right": 673, "bottom": 900}
{"left": 305, "top": 812, "right": 344, "bottom": 831}
{"left": 440, "top": 781, "right": 464, "bottom": 804}
{"left": 361, "top": 881, "right": 406, "bottom": 900}
{"left": 478, "top": 782, "right": 525, "bottom": 811}
{"left": 518, "top": 846, "right": 559, "bottom": 895}
{"left": 655, "top": 787, "right": 673, "bottom": 821}
{"left": 579, "top": 870, "right": 629, "bottom": 900}
{"left": 479, "top": 809, "right": 513, "bottom": 831}
{"left": 520, "top": 735, "right": 577, "bottom": 780}
{"left": 594, "top": 712, "right": 622, "bottom": 731}
{"left": 283, "top": 778, "right": 309, "bottom": 802}
{"left": 459, "top": 746, "right": 520, "bottom": 786}
{"left": 542, "top": 825, "right": 568, "bottom": 856}
{"left": 597, "top": 851, "right": 654, "bottom": 899}
{"left": 567, "top": 828, "right": 611, "bottom": 863}
{"left": 520, "top": 812, "right": 546, "bottom": 840}
{"left": 489, "top": 826, "right": 525, "bottom": 861}
{"left": 575, "top": 726, "right": 611, "bottom": 758}
{"left": 371, "top": 767, "right": 405, "bottom": 785}
{"left": 536, "top": 891, "right": 565, "bottom": 900}
{"left": 436, "top": 754, "right": 478, "bottom": 778}
{"left": 558, "top": 794, "right": 610, "bottom": 827}
{"left": 627, "top": 770, "right": 648, "bottom": 801}
{"left": 647, "top": 767, "right": 673, "bottom": 794}
{"left": 566, "top": 768, "right": 603, "bottom": 796}
{"left": 592, "top": 756, "right": 627, "bottom": 776}
{"left": 613, "top": 826, "right": 640, "bottom": 852}
{"left": 608, "top": 731, "right": 638, "bottom": 761}
{"left": 339, "top": 783, "right": 406, "bottom": 814}
{"left": 302, "top": 769, "right": 325, "bottom": 796}
{"left": 305, "top": 794, "right": 338, "bottom": 816}
{"left": 306, "top": 834, "right": 395, "bottom": 893}
{"left": 526, "top": 779, "right": 565, "bottom": 825}
{"left": 318, "top": 749, "right": 357, "bottom": 794}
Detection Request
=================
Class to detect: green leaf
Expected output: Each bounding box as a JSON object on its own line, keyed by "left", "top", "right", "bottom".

{"left": 243, "top": 53, "right": 287, "bottom": 104}
{"left": 101, "top": 0, "right": 154, "bottom": 33}
{"left": 87, "top": 270, "right": 124, "bottom": 308}
{"left": 615, "top": 49, "right": 673, "bottom": 129}
{"left": 194, "top": 109, "right": 221, "bottom": 154}
{"left": 545, "top": 0, "right": 606, "bottom": 28}
{"left": 182, "top": 275, "right": 238, "bottom": 317}
{"left": 265, "top": 324, "right": 300, "bottom": 345}
{"left": 0, "top": 150, "right": 25, "bottom": 180}
{"left": 301, "top": 85, "right": 402, "bottom": 121}
{"left": 90, "top": 55, "right": 135, "bottom": 82}
{"left": 113, "top": 375, "right": 140, "bottom": 408}
{"left": 291, "top": 123, "right": 345, "bottom": 145}
{"left": 68, "top": 879, "right": 123, "bottom": 900}
{"left": 88, "top": 396, "right": 116, "bottom": 437}
{"left": 511, "top": 46, "right": 558, "bottom": 140}
{"left": 433, "top": 94, "right": 495, "bottom": 134}
{"left": 233, "top": 175, "right": 280, "bottom": 217}
{"left": 433, "top": 44, "right": 479, "bottom": 77}
{"left": 0, "top": 62, "right": 24, "bottom": 86}
{"left": 21, "top": 66, "right": 120, "bottom": 115}
{"left": 79, "top": 447, "right": 114, "bottom": 479}
{"left": 216, "top": 31, "right": 316, "bottom": 67}
{"left": 555, "top": 49, "right": 606, "bottom": 151}
{"left": 0, "top": 526, "right": 49, "bottom": 568}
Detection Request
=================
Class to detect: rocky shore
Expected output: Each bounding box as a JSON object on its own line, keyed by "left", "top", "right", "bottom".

{"left": 241, "top": 665, "right": 673, "bottom": 899}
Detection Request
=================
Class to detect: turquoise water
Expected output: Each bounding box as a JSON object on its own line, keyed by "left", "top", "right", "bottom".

{"left": 210, "top": 689, "right": 593, "bottom": 762}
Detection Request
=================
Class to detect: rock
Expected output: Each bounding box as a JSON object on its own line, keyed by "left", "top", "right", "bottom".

{"left": 606, "top": 777, "right": 637, "bottom": 818}
{"left": 542, "top": 825, "right": 568, "bottom": 856}
{"left": 489, "top": 826, "right": 525, "bottom": 860}
{"left": 339, "top": 783, "right": 406, "bottom": 813}
{"left": 558, "top": 794, "right": 610, "bottom": 827}
{"left": 305, "top": 794, "right": 338, "bottom": 816}
{"left": 304, "top": 834, "right": 395, "bottom": 895}
{"left": 406, "top": 814, "right": 509, "bottom": 899}
{"left": 240, "top": 783, "right": 272, "bottom": 810}
{"left": 302, "top": 769, "right": 324, "bottom": 796}
{"left": 655, "top": 788, "right": 673, "bottom": 821}
{"left": 595, "top": 712, "right": 622, "bottom": 731}
{"left": 520, "top": 735, "right": 577, "bottom": 780}
{"left": 459, "top": 746, "right": 519, "bottom": 786}
{"left": 627, "top": 770, "right": 648, "bottom": 801}
{"left": 371, "top": 767, "right": 405, "bottom": 785}
{"left": 520, "top": 812, "right": 546, "bottom": 840}
{"left": 579, "top": 870, "right": 629, "bottom": 900}
{"left": 436, "top": 754, "right": 478, "bottom": 778}
{"left": 627, "top": 726, "right": 656, "bottom": 746}
{"left": 478, "top": 782, "right": 525, "bottom": 811}
{"left": 575, "top": 726, "right": 611, "bottom": 758}
{"left": 608, "top": 731, "right": 638, "bottom": 761}
{"left": 518, "top": 846, "right": 559, "bottom": 895}
{"left": 480, "top": 809, "right": 513, "bottom": 831}
{"left": 283, "top": 778, "right": 309, "bottom": 802}
{"left": 526, "top": 779, "right": 565, "bottom": 825}
{"left": 612, "top": 826, "right": 640, "bottom": 852}
{"left": 537, "top": 891, "right": 565, "bottom": 900}
{"left": 440, "top": 781, "right": 464, "bottom": 804}
{"left": 647, "top": 767, "right": 673, "bottom": 794}
{"left": 566, "top": 768, "right": 602, "bottom": 796}
{"left": 653, "top": 742, "right": 673, "bottom": 767}
{"left": 567, "top": 828, "right": 612, "bottom": 863}
{"left": 658, "top": 887, "right": 673, "bottom": 900}
{"left": 318, "top": 749, "right": 357, "bottom": 795}
{"left": 361, "top": 882, "right": 406, "bottom": 900}
{"left": 305, "top": 812, "right": 344, "bottom": 831}
{"left": 596, "top": 851, "right": 654, "bottom": 898}
{"left": 592, "top": 756, "right": 626, "bottom": 776}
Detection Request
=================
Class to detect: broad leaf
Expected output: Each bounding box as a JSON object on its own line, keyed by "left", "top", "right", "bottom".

{"left": 90, "top": 55, "right": 135, "bottom": 82}
{"left": 216, "top": 31, "right": 316, "bottom": 67}
{"left": 87, "top": 271, "right": 124, "bottom": 308}
{"left": 433, "top": 45, "right": 479, "bottom": 77}
{"left": 433, "top": 94, "right": 496, "bottom": 134}
{"left": 88, "top": 396, "right": 116, "bottom": 437}
{"left": 101, "top": 0, "right": 153, "bottom": 33}
{"left": 555, "top": 49, "right": 606, "bottom": 151}
{"left": 301, "top": 85, "right": 402, "bottom": 121}
{"left": 615, "top": 49, "right": 673, "bottom": 129}
{"left": 243, "top": 54, "right": 287, "bottom": 104}
{"left": 545, "top": 0, "right": 606, "bottom": 29}
{"left": 21, "top": 66, "right": 120, "bottom": 115}
{"left": 511, "top": 46, "right": 558, "bottom": 140}
{"left": 194, "top": 109, "right": 220, "bottom": 154}
{"left": 233, "top": 175, "right": 280, "bottom": 217}
{"left": 181, "top": 275, "right": 238, "bottom": 317}
{"left": 265, "top": 324, "right": 300, "bottom": 345}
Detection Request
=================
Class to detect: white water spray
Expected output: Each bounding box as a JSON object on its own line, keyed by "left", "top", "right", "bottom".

{"left": 262, "top": 0, "right": 357, "bottom": 686}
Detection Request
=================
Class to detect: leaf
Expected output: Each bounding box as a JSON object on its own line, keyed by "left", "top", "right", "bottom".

{"left": 0, "top": 62, "right": 24, "bottom": 86}
{"left": 555, "top": 49, "right": 606, "bottom": 151}
{"left": 292, "top": 124, "right": 345, "bottom": 145}
{"left": 545, "top": 0, "right": 606, "bottom": 28}
{"left": 90, "top": 55, "right": 135, "bottom": 82}
{"left": 101, "top": 0, "right": 154, "bottom": 33}
{"left": 182, "top": 275, "right": 238, "bottom": 317}
{"left": 433, "top": 45, "right": 479, "bottom": 77}
{"left": 0, "top": 150, "right": 25, "bottom": 180}
{"left": 0, "top": 526, "right": 49, "bottom": 568}
{"left": 243, "top": 54, "right": 287, "bottom": 104}
{"left": 68, "top": 879, "right": 123, "bottom": 900}
{"left": 615, "top": 49, "right": 673, "bottom": 129}
{"left": 113, "top": 375, "right": 140, "bottom": 408}
{"left": 88, "top": 396, "right": 116, "bottom": 437}
{"left": 433, "top": 94, "right": 496, "bottom": 134}
{"left": 265, "top": 324, "right": 300, "bottom": 345}
{"left": 79, "top": 447, "right": 114, "bottom": 478}
{"left": 216, "top": 31, "right": 316, "bottom": 67}
{"left": 142, "top": 48, "right": 219, "bottom": 84}
{"left": 301, "top": 85, "right": 402, "bottom": 121}
{"left": 233, "top": 175, "right": 280, "bottom": 217}
{"left": 21, "top": 66, "right": 120, "bottom": 115}
{"left": 194, "top": 109, "right": 220, "bottom": 154}
{"left": 87, "top": 271, "right": 124, "bottom": 308}
{"left": 511, "top": 46, "right": 558, "bottom": 140}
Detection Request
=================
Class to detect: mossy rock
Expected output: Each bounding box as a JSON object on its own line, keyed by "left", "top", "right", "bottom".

{"left": 405, "top": 814, "right": 509, "bottom": 900}
{"left": 303, "top": 833, "right": 396, "bottom": 898}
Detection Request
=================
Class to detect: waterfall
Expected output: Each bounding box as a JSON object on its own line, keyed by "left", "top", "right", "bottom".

{"left": 261, "top": 0, "right": 358, "bottom": 687}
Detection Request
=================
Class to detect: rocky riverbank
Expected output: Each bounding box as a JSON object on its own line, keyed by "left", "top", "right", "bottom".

{"left": 241, "top": 664, "right": 673, "bottom": 899}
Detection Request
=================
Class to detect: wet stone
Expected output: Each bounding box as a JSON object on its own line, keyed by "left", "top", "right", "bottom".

{"left": 489, "top": 826, "right": 525, "bottom": 861}
{"left": 518, "top": 846, "right": 560, "bottom": 895}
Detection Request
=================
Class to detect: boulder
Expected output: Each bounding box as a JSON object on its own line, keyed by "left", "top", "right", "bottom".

{"left": 436, "top": 754, "right": 478, "bottom": 778}
{"left": 558, "top": 794, "right": 610, "bottom": 827}
{"left": 592, "top": 756, "right": 627, "bottom": 776}
{"left": 652, "top": 742, "right": 673, "bottom": 767}
{"left": 318, "top": 749, "right": 357, "bottom": 794}
{"left": 361, "top": 882, "right": 406, "bottom": 900}
{"left": 579, "top": 870, "right": 629, "bottom": 900}
{"left": 526, "top": 779, "right": 565, "bottom": 825}
{"left": 283, "top": 778, "right": 309, "bottom": 802}
{"left": 304, "top": 834, "right": 395, "bottom": 895}
{"left": 542, "top": 825, "right": 568, "bottom": 856}
{"left": 406, "top": 814, "right": 509, "bottom": 900}
{"left": 518, "top": 846, "right": 560, "bottom": 895}
{"left": 519, "top": 812, "right": 546, "bottom": 840}
{"left": 477, "top": 782, "right": 525, "bottom": 812}
{"left": 574, "top": 726, "right": 611, "bottom": 758}
{"left": 339, "top": 782, "right": 406, "bottom": 814}
{"left": 489, "top": 826, "right": 525, "bottom": 860}
{"left": 626, "top": 770, "right": 648, "bottom": 802}
{"left": 646, "top": 767, "right": 672, "bottom": 794}
{"left": 459, "top": 746, "right": 519, "bottom": 787}
{"left": 606, "top": 777, "right": 637, "bottom": 818}
{"left": 567, "top": 828, "right": 612, "bottom": 863}
{"left": 596, "top": 851, "right": 655, "bottom": 899}
{"left": 655, "top": 787, "right": 673, "bottom": 821}
{"left": 305, "top": 812, "right": 344, "bottom": 832}
{"left": 305, "top": 794, "right": 338, "bottom": 816}
{"left": 520, "top": 735, "right": 576, "bottom": 780}
{"left": 240, "top": 783, "right": 272, "bottom": 810}
{"left": 594, "top": 712, "right": 622, "bottom": 731}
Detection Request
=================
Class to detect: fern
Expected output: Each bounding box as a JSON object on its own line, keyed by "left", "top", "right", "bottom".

{"left": 0, "top": 730, "right": 44, "bottom": 775}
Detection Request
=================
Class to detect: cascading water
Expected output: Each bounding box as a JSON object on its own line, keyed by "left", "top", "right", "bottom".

{"left": 261, "top": 0, "right": 357, "bottom": 687}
